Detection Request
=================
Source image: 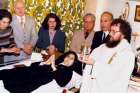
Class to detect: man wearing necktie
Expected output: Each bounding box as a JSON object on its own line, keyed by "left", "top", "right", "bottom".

{"left": 91, "top": 11, "right": 113, "bottom": 51}
{"left": 4, "top": 0, "right": 38, "bottom": 62}
{"left": 70, "top": 13, "right": 95, "bottom": 53}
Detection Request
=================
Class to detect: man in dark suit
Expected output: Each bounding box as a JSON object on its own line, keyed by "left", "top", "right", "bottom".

{"left": 91, "top": 11, "right": 113, "bottom": 51}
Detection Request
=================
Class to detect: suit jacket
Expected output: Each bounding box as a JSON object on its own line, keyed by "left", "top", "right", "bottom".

{"left": 70, "top": 30, "right": 95, "bottom": 53}
{"left": 4, "top": 15, "right": 38, "bottom": 62}
{"left": 36, "top": 27, "right": 65, "bottom": 53}
{"left": 91, "top": 31, "right": 108, "bottom": 51}
{"left": 11, "top": 15, "right": 38, "bottom": 47}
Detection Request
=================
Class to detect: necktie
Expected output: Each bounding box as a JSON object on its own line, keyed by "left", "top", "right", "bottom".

{"left": 85, "top": 32, "right": 89, "bottom": 39}
{"left": 102, "top": 32, "right": 106, "bottom": 41}
{"left": 20, "top": 17, "right": 24, "bottom": 28}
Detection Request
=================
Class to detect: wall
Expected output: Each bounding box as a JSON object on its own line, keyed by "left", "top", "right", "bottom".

{"left": 128, "top": 1, "right": 140, "bottom": 50}
{"left": 85, "top": 0, "right": 127, "bottom": 31}
{"left": 128, "top": 1, "right": 140, "bottom": 32}
{"left": 84, "top": 0, "right": 97, "bottom": 14}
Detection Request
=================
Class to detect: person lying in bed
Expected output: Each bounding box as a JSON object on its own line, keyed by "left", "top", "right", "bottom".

{"left": 32, "top": 51, "right": 82, "bottom": 93}
{"left": 0, "top": 51, "right": 82, "bottom": 93}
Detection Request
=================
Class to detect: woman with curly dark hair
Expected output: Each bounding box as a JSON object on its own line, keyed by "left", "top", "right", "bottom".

{"left": 35, "top": 13, "right": 65, "bottom": 53}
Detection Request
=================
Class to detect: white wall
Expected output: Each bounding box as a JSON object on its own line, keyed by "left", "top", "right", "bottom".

{"left": 84, "top": 0, "right": 97, "bottom": 14}
{"left": 128, "top": 1, "right": 140, "bottom": 50}
{"left": 128, "top": 1, "right": 140, "bottom": 32}
{"left": 85, "top": 0, "right": 127, "bottom": 31}
{"left": 94, "top": 0, "right": 108, "bottom": 31}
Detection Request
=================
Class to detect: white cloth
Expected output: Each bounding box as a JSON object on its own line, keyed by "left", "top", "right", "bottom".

{"left": 80, "top": 39, "right": 135, "bottom": 93}
{"left": 32, "top": 80, "right": 62, "bottom": 93}
{"left": 128, "top": 85, "right": 140, "bottom": 93}
{"left": 32, "top": 80, "right": 74, "bottom": 93}
{"left": 0, "top": 80, "right": 10, "bottom": 93}
{"left": 32, "top": 71, "right": 81, "bottom": 93}
{"left": 65, "top": 71, "right": 82, "bottom": 89}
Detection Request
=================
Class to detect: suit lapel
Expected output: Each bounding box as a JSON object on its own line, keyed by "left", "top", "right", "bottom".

{"left": 12, "top": 15, "right": 24, "bottom": 43}
{"left": 46, "top": 30, "right": 50, "bottom": 44}
{"left": 13, "top": 16, "right": 21, "bottom": 27}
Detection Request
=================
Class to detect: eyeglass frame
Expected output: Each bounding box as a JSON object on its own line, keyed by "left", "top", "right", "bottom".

{"left": 109, "top": 30, "right": 121, "bottom": 35}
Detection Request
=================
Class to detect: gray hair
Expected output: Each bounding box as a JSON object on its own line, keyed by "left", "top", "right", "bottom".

{"left": 83, "top": 13, "right": 96, "bottom": 21}
{"left": 14, "top": 0, "right": 25, "bottom": 8}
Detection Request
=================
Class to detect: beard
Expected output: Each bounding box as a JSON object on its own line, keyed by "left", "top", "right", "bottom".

{"left": 105, "top": 36, "right": 121, "bottom": 48}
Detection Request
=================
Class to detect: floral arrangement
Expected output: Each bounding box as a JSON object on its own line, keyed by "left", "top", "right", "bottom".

{"left": 8, "top": 0, "right": 85, "bottom": 51}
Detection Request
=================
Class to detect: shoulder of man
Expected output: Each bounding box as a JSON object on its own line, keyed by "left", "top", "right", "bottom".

{"left": 73, "top": 30, "right": 84, "bottom": 35}
{"left": 93, "top": 31, "right": 103, "bottom": 37}
{"left": 25, "top": 15, "right": 35, "bottom": 21}
{"left": 95, "top": 30, "right": 103, "bottom": 34}
{"left": 12, "top": 15, "right": 17, "bottom": 21}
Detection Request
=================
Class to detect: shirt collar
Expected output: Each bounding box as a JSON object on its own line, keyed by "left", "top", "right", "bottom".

{"left": 104, "top": 31, "right": 109, "bottom": 37}
{"left": 16, "top": 15, "right": 26, "bottom": 23}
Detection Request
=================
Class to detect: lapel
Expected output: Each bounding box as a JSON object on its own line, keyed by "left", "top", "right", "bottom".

{"left": 86, "top": 30, "right": 95, "bottom": 40}
{"left": 85, "top": 30, "right": 95, "bottom": 43}
{"left": 46, "top": 29, "right": 51, "bottom": 44}
{"left": 12, "top": 15, "right": 24, "bottom": 43}
{"left": 12, "top": 15, "right": 21, "bottom": 28}
{"left": 52, "top": 30, "right": 59, "bottom": 44}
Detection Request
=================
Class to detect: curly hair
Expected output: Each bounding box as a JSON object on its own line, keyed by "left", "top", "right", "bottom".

{"left": 0, "top": 9, "right": 12, "bottom": 23}
{"left": 41, "top": 13, "right": 61, "bottom": 30}
{"left": 111, "top": 18, "right": 132, "bottom": 43}
{"left": 55, "top": 51, "right": 78, "bottom": 65}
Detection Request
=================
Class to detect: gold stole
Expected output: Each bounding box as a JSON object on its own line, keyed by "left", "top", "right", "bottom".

{"left": 107, "top": 53, "right": 117, "bottom": 64}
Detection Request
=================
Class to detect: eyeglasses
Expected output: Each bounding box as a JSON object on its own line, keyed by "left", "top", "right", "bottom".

{"left": 109, "top": 30, "right": 121, "bottom": 35}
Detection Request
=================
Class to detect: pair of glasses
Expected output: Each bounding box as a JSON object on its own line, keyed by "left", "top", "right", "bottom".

{"left": 109, "top": 31, "right": 121, "bottom": 35}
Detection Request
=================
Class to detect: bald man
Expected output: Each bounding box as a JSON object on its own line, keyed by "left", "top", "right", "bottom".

{"left": 91, "top": 11, "right": 113, "bottom": 51}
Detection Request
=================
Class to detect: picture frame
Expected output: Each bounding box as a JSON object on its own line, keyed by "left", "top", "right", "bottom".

{"left": 120, "top": 2, "right": 130, "bottom": 20}
{"left": 134, "top": 5, "right": 140, "bottom": 22}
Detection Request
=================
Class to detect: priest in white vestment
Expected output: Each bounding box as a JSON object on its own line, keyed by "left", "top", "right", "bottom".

{"left": 80, "top": 19, "right": 135, "bottom": 93}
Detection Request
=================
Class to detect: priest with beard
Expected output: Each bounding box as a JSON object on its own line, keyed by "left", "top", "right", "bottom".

{"left": 80, "top": 19, "right": 135, "bottom": 93}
